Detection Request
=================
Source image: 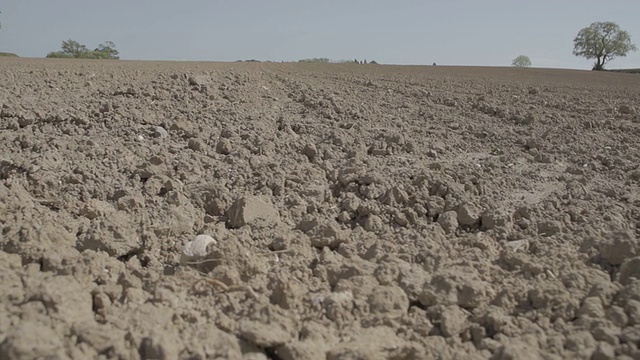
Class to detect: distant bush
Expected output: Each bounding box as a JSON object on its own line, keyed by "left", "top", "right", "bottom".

{"left": 512, "top": 55, "right": 532, "bottom": 68}
{"left": 0, "top": 52, "right": 18, "bottom": 57}
{"left": 299, "top": 58, "right": 330, "bottom": 63}
{"left": 46, "top": 51, "right": 74, "bottom": 58}
{"left": 46, "top": 39, "right": 119, "bottom": 59}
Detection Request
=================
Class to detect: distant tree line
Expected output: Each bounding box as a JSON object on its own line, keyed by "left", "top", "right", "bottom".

{"left": 298, "top": 58, "right": 379, "bottom": 64}
{"left": 298, "top": 58, "right": 330, "bottom": 63}
{"left": 46, "top": 39, "right": 120, "bottom": 59}
{"left": 352, "top": 59, "right": 378, "bottom": 64}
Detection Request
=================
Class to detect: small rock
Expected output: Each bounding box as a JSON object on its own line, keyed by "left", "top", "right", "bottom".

{"left": 437, "top": 211, "right": 458, "bottom": 234}
{"left": 216, "top": 138, "right": 232, "bottom": 155}
{"left": 522, "top": 113, "right": 536, "bottom": 125}
{"left": 537, "top": 219, "right": 563, "bottom": 236}
{"left": 363, "top": 214, "right": 384, "bottom": 233}
{"left": 239, "top": 308, "right": 297, "bottom": 348}
{"left": 139, "top": 330, "right": 179, "bottom": 360}
{"left": 490, "top": 342, "right": 543, "bottom": 360}
{"left": 220, "top": 127, "right": 235, "bottom": 138}
{"left": 504, "top": 239, "right": 529, "bottom": 252}
{"left": 481, "top": 209, "right": 512, "bottom": 231}
{"left": 578, "top": 297, "right": 605, "bottom": 318}
{"left": 618, "top": 257, "right": 640, "bottom": 285}
{"left": 626, "top": 300, "right": 640, "bottom": 326}
{"left": 276, "top": 341, "right": 326, "bottom": 360}
{"left": 526, "top": 138, "right": 542, "bottom": 150}
{"left": 226, "top": 196, "right": 280, "bottom": 228}
{"left": 564, "top": 331, "right": 596, "bottom": 353}
{"left": 368, "top": 285, "right": 409, "bottom": 319}
{"left": 591, "top": 326, "right": 620, "bottom": 346}
{"left": 99, "top": 102, "right": 112, "bottom": 113}
{"left": 324, "top": 291, "right": 354, "bottom": 322}
{"left": 77, "top": 212, "right": 141, "bottom": 256}
{"left": 426, "top": 196, "right": 445, "bottom": 217}
{"left": 79, "top": 199, "right": 116, "bottom": 220}
{"left": 620, "top": 325, "right": 640, "bottom": 345}
{"left": 188, "top": 74, "right": 210, "bottom": 86}
{"left": 457, "top": 202, "right": 480, "bottom": 226}
{"left": 0, "top": 321, "right": 65, "bottom": 359}
{"left": 440, "top": 305, "right": 468, "bottom": 337}
{"left": 619, "top": 104, "right": 635, "bottom": 115}
{"left": 303, "top": 144, "right": 317, "bottom": 161}
{"left": 187, "top": 138, "right": 206, "bottom": 152}
{"left": 181, "top": 235, "right": 217, "bottom": 259}
{"left": 336, "top": 211, "right": 352, "bottom": 224}
{"left": 599, "top": 230, "right": 640, "bottom": 265}
{"left": 419, "top": 269, "right": 494, "bottom": 309}
{"left": 153, "top": 126, "right": 169, "bottom": 138}
{"left": 326, "top": 327, "right": 411, "bottom": 360}
{"left": 393, "top": 211, "right": 409, "bottom": 227}
{"left": 340, "top": 196, "right": 361, "bottom": 213}
{"left": 605, "top": 306, "right": 628, "bottom": 327}
{"left": 297, "top": 218, "right": 348, "bottom": 249}
{"left": 590, "top": 342, "right": 615, "bottom": 360}
{"left": 72, "top": 321, "right": 124, "bottom": 354}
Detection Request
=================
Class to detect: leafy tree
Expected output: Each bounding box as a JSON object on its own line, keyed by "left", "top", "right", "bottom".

{"left": 61, "top": 39, "right": 89, "bottom": 58}
{"left": 47, "top": 39, "right": 119, "bottom": 59}
{"left": 512, "top": 55, "right": 532, "bottom": 68}
{"left": 573, "top": 22, "right": 637, "bottom": 70}
{"left": 93, "top": 41, "right": 119, "bottom": 59}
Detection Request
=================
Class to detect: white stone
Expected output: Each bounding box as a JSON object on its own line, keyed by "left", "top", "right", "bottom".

{"left": 182, "top": 234, "right": 217, "bottom": 258}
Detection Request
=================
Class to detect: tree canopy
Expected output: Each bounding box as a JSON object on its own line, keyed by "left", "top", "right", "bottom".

{"left": 47, "top": 39, "right": 120, "bottom": 59}
{"left": 573, "top": 22, "right": 637, "bottom": 70}
{"left": 512, "top": 55, "right": 532, "bottom": 68}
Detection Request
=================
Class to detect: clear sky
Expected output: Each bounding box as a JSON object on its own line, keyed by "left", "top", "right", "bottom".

{"left": 1, "top": 0, "right": 639, "bottom": 69}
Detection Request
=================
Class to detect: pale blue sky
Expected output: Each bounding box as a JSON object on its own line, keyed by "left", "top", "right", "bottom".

{"left": 1, "top": 0, "right": 639, "bottom": 69}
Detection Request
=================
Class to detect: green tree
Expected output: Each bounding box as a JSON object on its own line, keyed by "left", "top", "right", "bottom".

{"left": 93, "top": 41, "right": 119, "bottom": 59}
{"left": 61, "top": 39, "right": 89, "bottom": 57}
{"left": 573, "top": 22, "right": 637, "bottom": 70}
{"left": 47, "top": 39, "right": 120, "bottom": 59}
{"left": 512, "top": 55, "right": 532, "bottom": 68}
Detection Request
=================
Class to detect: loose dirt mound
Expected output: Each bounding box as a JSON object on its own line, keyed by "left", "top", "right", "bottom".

{"left": 1, "top": 58, "right": 640, "bottom": 359}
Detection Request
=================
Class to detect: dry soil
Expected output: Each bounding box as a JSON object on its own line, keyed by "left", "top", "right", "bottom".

{"left": 1, "top": 58, "right": 640, "bottom": 359}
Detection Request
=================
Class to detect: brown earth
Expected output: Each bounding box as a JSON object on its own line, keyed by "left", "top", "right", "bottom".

{"left": 1, "top": 58, "right": 640, "bottom": 360}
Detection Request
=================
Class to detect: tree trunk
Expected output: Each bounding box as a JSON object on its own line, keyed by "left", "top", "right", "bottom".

{"left": 593, "top": 57, "right": 605, "bottom": 71}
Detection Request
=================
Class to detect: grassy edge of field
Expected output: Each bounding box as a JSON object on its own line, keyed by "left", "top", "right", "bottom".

{"left": 0, "top": 52, "right": 19, "bottom": 57}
